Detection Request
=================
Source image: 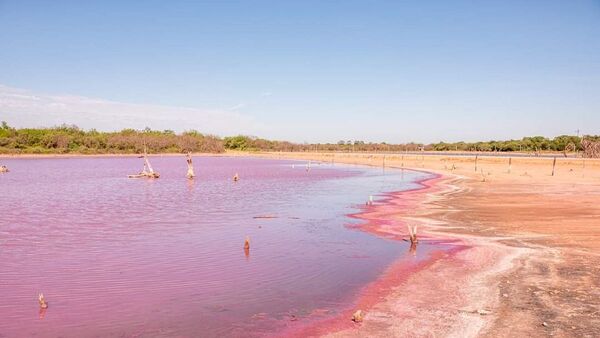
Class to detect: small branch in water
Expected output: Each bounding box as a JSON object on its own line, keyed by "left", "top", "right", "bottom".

{"left": 253, "top": 215, "right": 278, "bottom": 219}
{"left": 38, "top": 293, "right": 48, "bottom": 309}
{"left": 186, "top": 152, "right": 195, "bottom": 179}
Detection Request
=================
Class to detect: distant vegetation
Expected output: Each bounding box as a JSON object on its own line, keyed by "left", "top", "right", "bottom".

{"left": 0, "top": 122, "right": 223, "bottom": 154}
{"left": 1, "top": 121, "right": 598, "bottom": 156}
{"left": 224, "top": 134, "right": 599, "bottom": 156}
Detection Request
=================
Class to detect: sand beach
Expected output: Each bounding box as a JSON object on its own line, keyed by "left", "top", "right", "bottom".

{"left": 245, "top": 152, "right": 600, "bottom": 337}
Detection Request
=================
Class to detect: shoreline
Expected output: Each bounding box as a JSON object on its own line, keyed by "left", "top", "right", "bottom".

{"left": 313, "top": 172, "right": 522, "bottom": 337}
{"left": 0, "top": 150, "right": 594, "bottom": 161}
{"left": 246, "top": 151, "right": 600, "bottom": 336}
{"left": 277, "top": 172, "right": 478, "bottom": 337}
{"left": 4, "top": 153, "right": 599, "bottom": 336}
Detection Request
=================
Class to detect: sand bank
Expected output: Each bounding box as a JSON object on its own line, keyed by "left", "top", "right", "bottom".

{"left": 245, "top": 152, "right": 600, "bottom": 337}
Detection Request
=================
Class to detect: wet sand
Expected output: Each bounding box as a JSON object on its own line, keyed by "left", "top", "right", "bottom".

{"left": 245, "top": 152, "right": 600, "bottom": 337}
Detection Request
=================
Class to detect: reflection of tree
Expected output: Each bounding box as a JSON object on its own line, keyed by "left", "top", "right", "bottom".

{"left": 409, "top": 241, "right": 417, "bottom": 257}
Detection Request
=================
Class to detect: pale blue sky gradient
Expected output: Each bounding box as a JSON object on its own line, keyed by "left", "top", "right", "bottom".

{"left": 1, "top": 1, "right": 599, "bottom": 143}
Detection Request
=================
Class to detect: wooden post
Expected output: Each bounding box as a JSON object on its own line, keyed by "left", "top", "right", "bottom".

{"left": 474, "top": 154, "right": 479, "bottom": 172}
{"left": 383, "top": 154, "right": 386, "bottom": 168}
{"left": 401, "top": 155, "right": 404, "bottom": 168}
{"left": 551, "top": 157, "right": 557, "bottom": 176}
{"left": 508, "top": 157, "right": 512, "bottom": 174}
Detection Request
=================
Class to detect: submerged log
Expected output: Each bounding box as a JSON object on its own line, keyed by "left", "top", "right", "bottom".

{"left": 253, "top": 215, "right": 277, "bottom": 219}
{"left": 127, "top": 172, "right": 160, "bottom": 179}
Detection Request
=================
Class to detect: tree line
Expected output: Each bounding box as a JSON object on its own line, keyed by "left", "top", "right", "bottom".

{"left": 0, "top": 121, "right": 598, "bottom": 155}
{"left": 0, "top": 122, "right": 223, "bottom": 154}
{"left": 224, "top": 134, "right": 599, "bottom": 155}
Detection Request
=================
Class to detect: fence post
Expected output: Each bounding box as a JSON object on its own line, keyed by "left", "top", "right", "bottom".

{"left": 551, "top": 157, "right": 557, "bottom": 176}
{"left": 475, "top": 154, "right": 479, "bottom": 172}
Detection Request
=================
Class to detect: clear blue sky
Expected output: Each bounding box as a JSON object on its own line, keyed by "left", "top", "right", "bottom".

{"left": 1, "top": 0, "right": 599, "bottom": 143}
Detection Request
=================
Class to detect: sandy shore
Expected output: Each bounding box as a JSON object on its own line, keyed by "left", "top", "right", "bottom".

{"left": 241, "top": 152, "right": 600, "bottom": 337}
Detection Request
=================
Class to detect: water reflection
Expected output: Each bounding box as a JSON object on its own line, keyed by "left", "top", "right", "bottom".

{"left": 186, "top": 178, "right": 195, "bottom": 192}
{"left": 409, "top": 241, "right": 417, "bottom": 257}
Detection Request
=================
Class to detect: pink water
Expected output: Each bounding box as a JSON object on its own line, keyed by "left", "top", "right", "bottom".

{"left": 0, "top": 156, "right": 437, "bottom": 337}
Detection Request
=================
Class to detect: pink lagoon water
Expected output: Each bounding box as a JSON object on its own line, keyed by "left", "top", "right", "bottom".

{"left": 0, "top": 156, "right": 437, "bottom": 337}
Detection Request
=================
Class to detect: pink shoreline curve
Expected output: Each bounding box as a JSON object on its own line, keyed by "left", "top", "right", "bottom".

{"left": 274, "top": 171, "right": 469, "bottom": 337}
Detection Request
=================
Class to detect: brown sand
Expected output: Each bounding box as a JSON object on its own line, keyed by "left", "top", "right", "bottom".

{"left": 243, "top": 152, "right": 600, "bottom": 337}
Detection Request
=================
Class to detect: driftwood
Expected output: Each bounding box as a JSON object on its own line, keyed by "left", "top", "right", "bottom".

{"left": 186, "top": 152, "right": 195, "bottom": 179}
{"left": 38, "top": 293, "right": 48, "bottom": 309}
{"left": 128, "top": 172, "right": 159, "bottom": 179}
{"left": 142, "top": 154, "right": 159, "bottom": 177}
{"left": 128, "top": 148, "right": 160, "bottom": 178}
{"left": 253, "top": 215, "right": 277, "bottom": 219}
{"left": 351, "top": 309, "right": 364, "bottom": 322}
{"left": 408, "top": 224, "right": 418, "bottom": 244}
{"left": 243, "top": 236, "right": 250, "bottom": 258}
{"left": 0, "top": 165, "right": 8, "bottom": 173}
